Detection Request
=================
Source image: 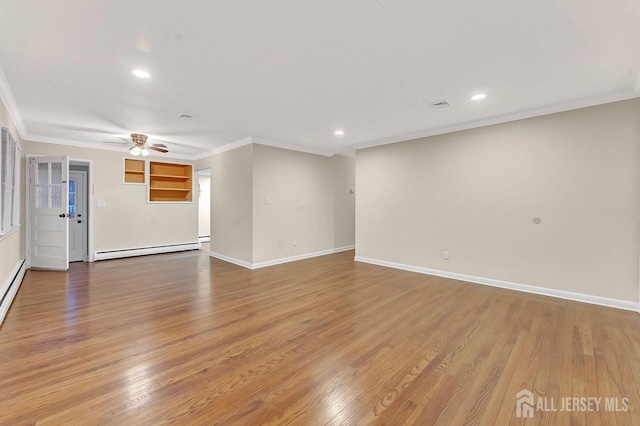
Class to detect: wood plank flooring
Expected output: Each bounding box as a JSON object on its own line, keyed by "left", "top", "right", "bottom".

{"left": 0, "top": 249, "right": 639, "bottom": 424}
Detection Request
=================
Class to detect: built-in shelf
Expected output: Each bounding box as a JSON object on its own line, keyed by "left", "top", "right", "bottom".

{"left": 124, "top": 159, "right": 146, "bottom": 184}
{"left": 148, "top": 161, "right": 193, "bottom": 202}
{"left": 149, "top": 174, "right": 191, "bottom": 179}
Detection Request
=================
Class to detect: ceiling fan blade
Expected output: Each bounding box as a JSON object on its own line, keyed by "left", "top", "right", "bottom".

{"left": 150, "top": 143, "right": 167, "bottom": 148}
{"left": 119, "top": 137, "right": 131, "bottom": 142}
{"left": 102, "top": 140, "right": 129, "bottom": 145}
{"left": 149, "top": 146, "right": 169, "bottom": 153}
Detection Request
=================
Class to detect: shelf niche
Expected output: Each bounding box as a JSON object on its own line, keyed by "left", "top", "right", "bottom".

{"left": 149, "top": 161, "right": 193, "bottom": 202}
{"left": 124, "top": 158, "right": 146, "bottom": 184}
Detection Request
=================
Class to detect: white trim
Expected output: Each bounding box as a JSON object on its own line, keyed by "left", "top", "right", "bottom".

{"left": 252, "top": 245, "right": 355, "bottom": 269}
{"left": 94, "top": 242, "right": 201, "bottom": 261}
{"left": 0, "top": 259, "right": 27, "bottom": 325}
{"left": 25, "top": 134, "right": 197, "bottom": 160}
{"left": 69, "top": 158, "right": 94, "bottom": 262}
{"left": 198, "top": 236, "right": 211, "bottom": 243}
{"left": 210, "top": 245, "right": 356, "bottom": 270}
{"left": 353, "top": 91, "right": 640, "bottom": 151}
{"left": 0, "top": 64, "right": 28, "bottom": 138}
{"left": 209, "top": 252, "right": 254, "bottom": 269}
{"left": 251, "top": 137, "right": 335, "bottom": 157}
{"left": 0, "top": 224, "right": 20, "bottom": 243}
{"left": 193, "top": 137, "right": 253, "bottom": 160}
{"left": 354, "top": 256, "right": 640, "bottom": 313}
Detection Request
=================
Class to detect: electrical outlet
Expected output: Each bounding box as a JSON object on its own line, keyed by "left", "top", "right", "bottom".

{"left": 293, "top": 240, "right": 297, "bottom": 247}
{"left": 443, "top": 251, "right": 450, "bottom": 260}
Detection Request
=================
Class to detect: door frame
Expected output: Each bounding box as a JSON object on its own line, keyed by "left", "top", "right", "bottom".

{"left": 26, "top": 155, "right": 95, "bottom": 268}
{"left": 69, "top": 168, "right": 88, "bottom": 262}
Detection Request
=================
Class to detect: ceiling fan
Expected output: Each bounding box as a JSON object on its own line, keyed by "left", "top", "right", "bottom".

{"left": 102, "top": 133, "right": 169, "bottom": 156}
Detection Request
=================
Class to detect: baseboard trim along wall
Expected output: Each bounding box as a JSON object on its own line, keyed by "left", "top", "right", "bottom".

{"left": 198, "top": 236, "right": 211, "bottom": 243}
{"left": 210, "top": 245, "right": 356, "bottom": 270}
{"left": 354, "top": 256, "right": 640, "bottom": 313}
{"left": 94, "top": 243, "right": 202, "bottom": 261}
{"left": 0, "top": 259, "right": 27, "bottom": 325}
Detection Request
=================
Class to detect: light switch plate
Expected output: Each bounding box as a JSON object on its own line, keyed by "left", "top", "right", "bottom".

{"left": 97, "top": 200, "right": 107, "bottom": 207}
{"left": 264, "top": 197, "right": 272, "bottom": 205}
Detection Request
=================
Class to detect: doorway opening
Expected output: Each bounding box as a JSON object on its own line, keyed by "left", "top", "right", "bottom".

{"left": 197, "top": 168, "right": 211, "bottom": 253}
{"left": 69, "top": 162, "right": 89, "bottom": 262}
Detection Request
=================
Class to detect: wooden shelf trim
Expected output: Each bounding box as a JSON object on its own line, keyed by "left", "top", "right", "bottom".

{"left": 150, "top": 187, "right": 191, "bottom": 192}
{"left": 149, "top": 174, "right": 191, "bottom": 179}
{"left": 125, "top": 170, "right": 145, "bottom": 174}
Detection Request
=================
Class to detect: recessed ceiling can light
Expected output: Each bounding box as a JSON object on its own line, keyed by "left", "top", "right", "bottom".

{"left": 471, "top": 93, "right": 487, "bottom": 101}
{"left": 132, "top": 69, "right": 151, "bottom": 79}
{"left": 334, "top": 130, "right": 345, "bottom": 136}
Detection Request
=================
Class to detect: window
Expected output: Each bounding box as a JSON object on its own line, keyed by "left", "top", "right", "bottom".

{"left": 69, "top": 179, "right": 76, "bottom": 219}
{"left": 1, "top": 127, "right": 21, "bottom": 236}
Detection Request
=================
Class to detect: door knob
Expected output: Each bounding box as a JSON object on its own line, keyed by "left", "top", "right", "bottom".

{"left": 77, "top": 220, "right": 82, "bottom": 224}
{"left": 59, "top": 213, "right": 66, "bottom": 218}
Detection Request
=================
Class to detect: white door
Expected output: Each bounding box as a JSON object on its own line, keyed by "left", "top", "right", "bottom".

{"left": 30, "top": 156, "right": 69, "bottom": 270}
{"left": 69, "top": 170, "right": 87, "bottom": 262}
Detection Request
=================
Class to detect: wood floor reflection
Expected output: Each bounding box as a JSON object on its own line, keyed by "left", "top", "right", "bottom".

{"left": 1, "top": 250, "right": 638, "bottom": 424}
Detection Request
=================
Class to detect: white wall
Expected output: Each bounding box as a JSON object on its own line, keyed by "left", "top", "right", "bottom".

{"left": 198, "top": 173, "right": 210, "bottom": 238}
{"left": 197, "top": 143, "right": 355, "bottom": 265}
{"left": 196, "top": 144, "right": 254, "bottom": 263}
{"left": 24, "top": 141, "right": 199, "bottom": 252}
{"left": 356, "top": 98, "right": 640, "bottom": 303}
{"left": 0, "top": 95, "right": 25, "bottom": 292}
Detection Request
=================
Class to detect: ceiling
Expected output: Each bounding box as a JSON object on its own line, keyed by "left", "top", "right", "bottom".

{"left": 0, "top": 0, "right": 639, "bottom": 158}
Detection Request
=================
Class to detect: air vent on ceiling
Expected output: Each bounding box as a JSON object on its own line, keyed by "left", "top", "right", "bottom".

{"left": 177, "top": 113, "right": 195, "bottom": 119}
{"left": 430, "top": 100, "right": 451, "bottom": 109}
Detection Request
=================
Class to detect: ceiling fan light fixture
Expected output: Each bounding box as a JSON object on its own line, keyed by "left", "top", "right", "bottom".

{"left": 141, "top": 148, "right": 150, "bottom": 156}
{"left": 131, "top": 146, "right": 142, "bottom": 156}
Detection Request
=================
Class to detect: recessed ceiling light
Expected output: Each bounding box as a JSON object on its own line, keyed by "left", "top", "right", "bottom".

{"left": 132, "top": 69, "right": 151, "bottom": 79}
{"left": 334, "top": 130, "right": 345, "bottom": 136}
{"left": 470, "top": 93, "right": 487, "bottom": 101}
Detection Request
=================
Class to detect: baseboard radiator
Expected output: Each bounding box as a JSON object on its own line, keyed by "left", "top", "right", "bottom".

{"left": 94, "top": 242, "right": 201, "bottom": 261}
{"left": 0, "top": 259, "right": 27, "bottom": 325}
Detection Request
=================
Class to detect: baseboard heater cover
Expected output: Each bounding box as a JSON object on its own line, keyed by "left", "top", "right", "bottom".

{"left": 0, "top": 259, "right": 27, "bottom": 325}
{"left": 94, "top": 242, "right": 201, "bottom": 261}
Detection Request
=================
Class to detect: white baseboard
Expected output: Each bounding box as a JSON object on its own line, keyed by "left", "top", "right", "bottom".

{"left": 252, "top": 245, "right": 355, "bottom": 269}
{"left": 354, "top": 256, "right": 640, "bottom": 313}
{"left": 94, "top": 242, "right": 201, "bottom": 261}
{"left": 0, "top": 259, "right": 27, "bottom": 325}
{"left": 209, "top": 252, "right": 254, "bottom": 269}
{"left": 210, "top": 245, "right": 356, "bottom": 270}
{"left": 199, "top": 236, "right": 211, "bottom": 243}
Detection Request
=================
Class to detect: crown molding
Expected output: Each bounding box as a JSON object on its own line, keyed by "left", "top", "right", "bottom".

{"left": 251, "top": 136, "right": 335, "bottom": 157}
{"left": 0, "top": 63, "right": 28, "bottom": 139}
{"left": 353, "top": 90, "right": 640, "bottom": 151}
{"left": 25, "top": 134, "right": 196, "bottom": 160}
{"left": 3, "top": 60, "right": 639, "bottom": 161}
{"left": 192, "top": 136, "right": 254, "bottom": 160}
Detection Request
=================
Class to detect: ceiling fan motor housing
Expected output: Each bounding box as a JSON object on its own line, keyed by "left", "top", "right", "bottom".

{"left": 131, "top": 133, "right": 148, "bottom": 145}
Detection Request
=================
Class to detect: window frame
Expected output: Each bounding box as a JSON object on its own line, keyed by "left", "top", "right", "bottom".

{"left": 0, "top": 126, "right": 21, "bottom": 240}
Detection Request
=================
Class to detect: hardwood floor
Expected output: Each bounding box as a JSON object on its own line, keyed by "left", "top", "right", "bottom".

{"left": 1, "top": 250, "right": 639, "bottom": 425}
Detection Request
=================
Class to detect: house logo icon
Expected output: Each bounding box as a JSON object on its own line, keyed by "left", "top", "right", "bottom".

{"left": 516, "top": 390, "right": 535, "bottom": 418}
